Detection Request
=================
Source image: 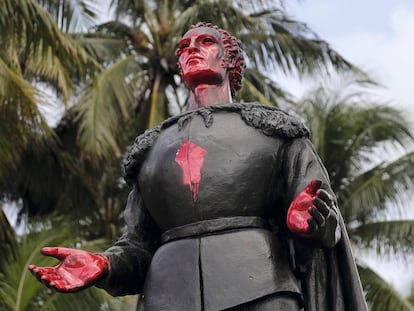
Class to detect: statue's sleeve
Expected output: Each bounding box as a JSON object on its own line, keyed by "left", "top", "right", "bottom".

{"left": 280, "top": 137, "right": 368, "bottom": 310}
{"left": 97, "top": 185, "right": 161, "bottom": 296}
{"left": 282, "top": 137, "right": 334, "bottom": 203}
{"left": 281, "top": 136, "right": 341, "bottom": 248}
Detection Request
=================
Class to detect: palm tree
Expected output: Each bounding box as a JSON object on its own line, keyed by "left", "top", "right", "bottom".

{"left": 1, "top": 0, "right": 366, "bottom": 244}
{"left": 0, "top": 204, "right": 16, "bottom": 254}
{"left": 0, "top": 1, "right": 127, "bottom": 309}
{"left": 72, "top": 0, "right": 365, "bottom": 164}
{"left": 294, "top": 80, "right": 414, "bottom": 310}
{"left": 0, "top": 0, "right": 106, "bottom": 223}
{"left": 0, "top": 0, "right": 99, "bottom": 181}
{"left": 7, "top": 1, "right": 414, "bottom": 310}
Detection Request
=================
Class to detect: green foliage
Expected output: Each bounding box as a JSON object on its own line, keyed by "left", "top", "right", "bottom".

{"left": 409, "top": 284, "right": 414, "bottom": 306}
{"left": 75, "top": 56, "right": 145, "bottom": 160}
{"left": 359, "top": 264, "right": 414, "bottom": 311}
{"left": 1, "top": 0, "right": 363, "bottom": 243}
{"left": 0, "top": 0, "right": 99, "bottom": 184}
{"left": 0, "top": 226, "right": 119, "bottom": 311}
{"left": 71, "top": 0, "right": 363, "bottom": 163}
{"left": 351, "top": 221, "right": 414, "bottom": 255}
{"left": 0, "top": 205, "right": 17, "bottom": 254}
{"left": 1, "top": 0, "right": 99, "bottom": 102}
{"left": 3, "top": 0, "right": 414, "bottom": 309}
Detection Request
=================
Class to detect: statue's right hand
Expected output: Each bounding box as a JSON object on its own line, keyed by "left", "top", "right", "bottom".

{"left": 28, "top": 247, "right": 109, "bottom": 293}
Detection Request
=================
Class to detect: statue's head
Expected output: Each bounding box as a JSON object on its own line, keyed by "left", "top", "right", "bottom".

{"left": 176, "top": 22, "right": 245, "bottom": 97}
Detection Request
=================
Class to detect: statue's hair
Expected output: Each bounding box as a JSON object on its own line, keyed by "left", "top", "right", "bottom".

{"left": 176, "top": 22, "right": 246, "bottom": 97}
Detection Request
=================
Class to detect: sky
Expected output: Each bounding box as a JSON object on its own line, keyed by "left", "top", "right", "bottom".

{"left": 282, "top": 0, "right": 414, "bottom": 294}
{"left": 282, "top": 1, "right": 414, "bottom": 116}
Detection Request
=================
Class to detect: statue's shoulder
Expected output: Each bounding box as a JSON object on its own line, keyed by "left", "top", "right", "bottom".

{"left": 123, "top": 124, "right": 161, "bottom": 184}
{"left": 164, "top": 102, "right": 310, "bottom": 138}
{"left": 235, "top": 102, "right": 310, "bottom": 139}
{"left": 123, "top": 103, "right": 309, "bottom": 183}
{"left": 123, "top": 112, "right": 188, "bottom": 184}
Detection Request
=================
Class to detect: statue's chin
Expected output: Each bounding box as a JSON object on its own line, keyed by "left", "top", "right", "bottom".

{"left": 182, "top": 69, "right": 224, "bottom": 89}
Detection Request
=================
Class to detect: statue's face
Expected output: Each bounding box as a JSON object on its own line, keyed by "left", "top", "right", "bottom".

{"left": 177, "top": 27, "right": 227, "bottom": 89}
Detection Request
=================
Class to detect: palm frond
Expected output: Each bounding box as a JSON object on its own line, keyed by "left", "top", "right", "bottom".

{"left": 350, "top": 220, "right": 414, "bottom": 256}
{"left": 237, "top": 68, "right": 293, "bottom": 106}
{"left": 358, "top": 263, "right": 414, "bottom": 311}
{"left": 0, "top": 205, "right": 17, "bottom": 253}
{"left": 74, "top": 33, "right": 128, "bottom": 64}
{"left": 195, "top": 0, "right": 360, "bottom": 77}
{"left": 2, "top": 0, "right": 100, "bottom": 103}
{"left": 75, "top": 56, "right": 145, "bottom": 161}
{"left": 0, "top": 58, "right": 55, "bottom": 179}
{"left": 111, "top": 0, "right": 147, "bottom": 22}
{"left": 147, "top": 72, "right": 169, "bottom": 128}
{"left": 36, "top": 0, "right": 100, "bottom": 32}
{"left": 295, "top": 83, "right": 414, "bottom": 193}
{"left": 341, "top": 151, "right": 414, "bottom": 223}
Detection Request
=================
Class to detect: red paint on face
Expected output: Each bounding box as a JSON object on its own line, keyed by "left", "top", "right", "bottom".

{"left": 178, "top": 27, "right": 226, "bottom": 89}
{"left": 175, "top": 140, "right": 207, "bottom": 202}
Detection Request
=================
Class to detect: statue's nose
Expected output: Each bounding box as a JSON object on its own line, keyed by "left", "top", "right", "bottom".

{"left": 187, "top": 44, "right": 199, "bottom": 54}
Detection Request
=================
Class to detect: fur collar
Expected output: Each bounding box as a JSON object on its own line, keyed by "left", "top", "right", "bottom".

{"left": 123, "top": 103, "right": 309, "bottom": 184}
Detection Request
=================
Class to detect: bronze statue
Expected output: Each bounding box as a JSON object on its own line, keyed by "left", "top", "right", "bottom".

{"left": 30, "top": 22, "right": 367, "bottom": 310}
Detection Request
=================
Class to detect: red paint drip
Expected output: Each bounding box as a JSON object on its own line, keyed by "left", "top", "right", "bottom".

{"left": 175, "top": 140, "right": 207, "bottom": 202}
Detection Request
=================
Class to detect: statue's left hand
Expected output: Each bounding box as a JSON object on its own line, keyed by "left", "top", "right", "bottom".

{"left": 287, "top": 180, "right": 340, "bottom": 248}
{"left": 29, "top": 247, "right": 109, "bottom": 293}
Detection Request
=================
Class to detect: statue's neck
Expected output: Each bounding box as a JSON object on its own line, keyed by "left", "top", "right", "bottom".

{"left": 188, "top": 82, "right": 232, "bottom": 110}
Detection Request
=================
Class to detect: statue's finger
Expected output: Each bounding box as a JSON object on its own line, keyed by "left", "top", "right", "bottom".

{"left": 306, "top": 218, "right": 318, "bottom": 234}
{"left": 309, "top": 207, "right": 325, "bottom": 226}
{"left": 34, "top": 268, "right": 61, "bottom": 287}
{"left": 304, "top": 179, "right": 322, "bottom": 196}
{"left": 41, "top": 247, "right": 74, "bottom": 261}
{"left": 39, "top": 270, "right": 77, "bottom": 292}
{"left": 45, "top": 269, "right": 85, "bottom": 292}
{"left": 41, "top": 271, "right": 62, "bottom": 283}
{"left": 314, "top": 197, "right": 330, "bottom": 217}
{"left": 36, "top": 267, "right": 56, "bottom": 275}
{"left": 29, "top": 265, "right": 54, "bottom": 278}
{"left": 316, "top": 189, "right": 333, "bottom": 205}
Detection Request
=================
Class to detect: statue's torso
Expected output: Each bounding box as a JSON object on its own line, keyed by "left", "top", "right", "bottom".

{"left": 137, "top": 110, "right": 301, "bottom": 311}
{"left": 139, "top": 111, "right": 284, "bottom": 231}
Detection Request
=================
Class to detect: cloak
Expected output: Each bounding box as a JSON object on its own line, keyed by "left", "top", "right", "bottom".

{"left": 100, "top": 103, "right": 367, "bottom": 311}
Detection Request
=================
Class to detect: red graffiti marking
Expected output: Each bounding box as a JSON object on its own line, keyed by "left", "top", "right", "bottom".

{"left": 175, "top": 140, "right": 207, "bottom": 202}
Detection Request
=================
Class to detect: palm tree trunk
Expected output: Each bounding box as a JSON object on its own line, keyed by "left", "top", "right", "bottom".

{"left": 0, "top": 205, "right": 17, "bottom": 255}
{"left": 148, "top": 71, "right": 168, "bottom": 128}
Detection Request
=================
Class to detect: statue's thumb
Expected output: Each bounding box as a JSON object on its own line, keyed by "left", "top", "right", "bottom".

{"left": 304, "top": 179, "right": 322, "bottom": 196}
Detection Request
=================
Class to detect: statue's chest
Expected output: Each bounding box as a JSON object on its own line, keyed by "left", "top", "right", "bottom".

{"left": 139, "top": 112, "right": 283, "bottom": 231}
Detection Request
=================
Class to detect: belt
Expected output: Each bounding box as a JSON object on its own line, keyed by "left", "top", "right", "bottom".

{"left": 161, "top": 216, "right": 269, "bottom": 244}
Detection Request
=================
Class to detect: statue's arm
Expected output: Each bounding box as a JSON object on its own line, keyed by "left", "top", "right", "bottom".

{"left": 29, "top": 186, "right": 160, "bottom": 295}
{"left": 96, "top": 185, "right": 161, "bottom": 296}
{"left": 282, "top": 137, "right": 341, "bottom": 248}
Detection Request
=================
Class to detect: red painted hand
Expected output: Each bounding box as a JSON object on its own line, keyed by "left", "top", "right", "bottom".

{"left": 287, "top": 180, "right": 321, "bottom": 233}
{"left": 287, "top": 180, "right": 340, "bottom": 248}
{"left": 29, "top": 247, "right": 109, "bottom": 293}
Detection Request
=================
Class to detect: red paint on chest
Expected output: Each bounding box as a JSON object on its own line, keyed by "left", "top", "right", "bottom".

{"left": 175, "top": 140, "right": 207, "bottom": 202}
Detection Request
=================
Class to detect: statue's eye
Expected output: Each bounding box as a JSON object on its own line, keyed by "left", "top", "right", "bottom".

{"left": 203, "top": 37, "right": 215, "bottom": 45}
{"left": 178, "top": 40, "right": 190, "bottom": 50}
